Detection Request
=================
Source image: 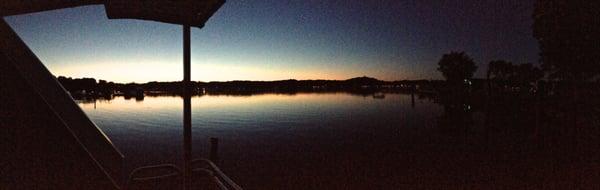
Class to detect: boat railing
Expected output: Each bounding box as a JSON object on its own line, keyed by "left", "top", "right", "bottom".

{"left": 192, "top": 159, "right": 243, "bottom": 190}
{"left": 126, "top": 160, "right": 241, "bottom": 190}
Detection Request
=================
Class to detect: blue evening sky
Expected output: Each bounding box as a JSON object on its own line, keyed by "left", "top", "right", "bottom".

{"left": 5, "top": 0, "right": 538, "bottom": 83}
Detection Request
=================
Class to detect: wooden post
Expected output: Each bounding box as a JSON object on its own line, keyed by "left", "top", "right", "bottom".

{"left": 411, "top": 92, "right": 415, "bottom": 108}
{"left": 411, "top": 84, "right": 415, "bottom": 108}
{"left": 210, "top": 138, "right": 219, "bottom": 163}
{"left": 182, "top": 25, "right": 192, "bottom": 190}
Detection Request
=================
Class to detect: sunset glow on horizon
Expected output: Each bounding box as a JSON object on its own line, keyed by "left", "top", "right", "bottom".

{"left": 5, "top": 1, "right": 538, "bottom": 83}
{"left": 49, "top": 61, "right": 387, "bottom": 83}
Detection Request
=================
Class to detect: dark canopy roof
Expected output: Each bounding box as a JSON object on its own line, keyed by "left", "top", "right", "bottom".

{"left": 1, "top": 0, "right": 225, "bottom": 28}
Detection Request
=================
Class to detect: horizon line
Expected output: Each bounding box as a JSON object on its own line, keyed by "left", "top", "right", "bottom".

{"left": 56, "top": 75, "right": 449, "bottom": 84}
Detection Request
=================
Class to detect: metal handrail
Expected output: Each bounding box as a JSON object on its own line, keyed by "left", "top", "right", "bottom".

{"left": 129, "top": 164, "right": 182, "bottom": 181}
{"left": 193, "top": 168, "right": 228, "bottom": 190}
{"left": 126, "top": 164, "right": 182, "bottom": 189}
{"left": 192, "top": 159, "right": 243, "bottom": 190}
{"left": 126, "top": 160, "right": 241, "bottom": 190}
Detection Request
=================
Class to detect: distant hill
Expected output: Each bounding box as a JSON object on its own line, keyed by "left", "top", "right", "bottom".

{"left": 344, "top": 76, "right": 382, "bottom": 85}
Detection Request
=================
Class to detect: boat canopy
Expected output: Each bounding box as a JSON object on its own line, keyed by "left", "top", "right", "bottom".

{"left": 1, "top": 0, "right": 225, "bottom": 28}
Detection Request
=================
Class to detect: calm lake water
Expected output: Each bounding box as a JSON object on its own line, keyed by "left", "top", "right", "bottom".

{"left": 77, "top": 93, "right": 598, "bottom": 189}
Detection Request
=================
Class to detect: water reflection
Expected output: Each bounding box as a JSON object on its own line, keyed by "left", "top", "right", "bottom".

{"left": 77, "top": 92, "right": 599, "bottom": 189}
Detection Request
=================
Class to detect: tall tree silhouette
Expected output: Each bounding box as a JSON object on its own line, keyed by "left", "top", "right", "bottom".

{"left": 437, "top": 51, "right": 477, "bottom": 84}
{"left": 533, "top": 0, "right": 600, "bottom": 81}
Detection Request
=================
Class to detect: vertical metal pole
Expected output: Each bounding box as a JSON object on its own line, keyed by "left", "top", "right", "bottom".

{"left": 209, "top": 138, "right": 219, "bottom": 163}
{"left": 182, "top": 25, "right": 192, "bottom": 190}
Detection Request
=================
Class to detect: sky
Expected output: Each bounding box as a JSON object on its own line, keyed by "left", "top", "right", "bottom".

{"left": 5, "top": 0, "right": 539, "bottom": 83}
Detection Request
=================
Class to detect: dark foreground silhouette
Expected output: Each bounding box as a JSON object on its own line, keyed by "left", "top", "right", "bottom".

{"left": 3, "top": 0, "right": 600, "bottom": 189}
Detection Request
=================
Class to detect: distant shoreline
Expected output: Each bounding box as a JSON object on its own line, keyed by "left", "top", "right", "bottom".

{"left": 57, "top": 76, "right": 448, "bottom": 99}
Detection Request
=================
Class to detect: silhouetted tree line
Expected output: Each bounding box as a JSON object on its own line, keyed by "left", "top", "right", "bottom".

{"left": 56, "top": 75, "right": 450, "bottom": 99}
{"left": 488, "top": 61, "right": 543, "bottom": 93}
{"left": 431, "top": 0, "right": 600, "bottom": 132}
{"left": 434, "top": 51, "right": 545, "bottom": 96}
{"left": 57, "top": 76, "right": 154, "bottom": 99}
{"left": 57, "top": 76, "right": 110, "bottom": 99}
{"left": 202, "top": 77, "right": 389, "bottom": 95}
{"left": 434, "top": 0, "right": 599, "bottom": 96}
{"left": 57, "top": 76, "right": 97, "bottom": 93}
